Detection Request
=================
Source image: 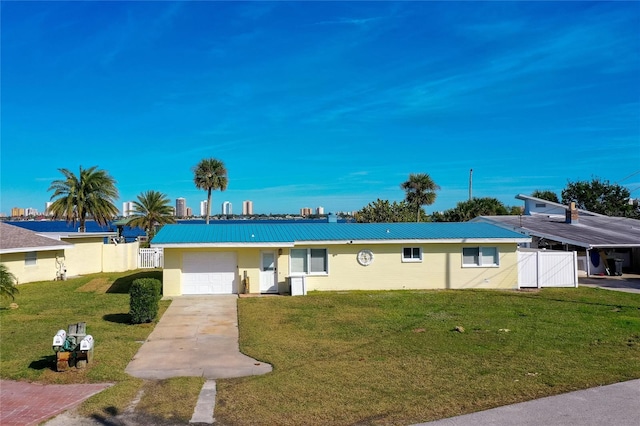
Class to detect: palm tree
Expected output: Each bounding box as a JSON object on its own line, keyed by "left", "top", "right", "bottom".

{"left": 401, "top": 173, "right": 440, "bottom": 222}
{"left": 127, "top": 190, "right": 176, "bottom": 240}
{"left": 193, "top": 158, "right": 228, "bottom": 224}
{"left": 0, "top": 264, "right": 19, "bottom": 301}
{"left": 48, "top": 166, "right": 119, "bottom": 232}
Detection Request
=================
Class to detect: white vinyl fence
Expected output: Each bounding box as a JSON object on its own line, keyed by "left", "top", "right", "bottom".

{"left": 518, "top": 249, "right": 578, "bottom": 288}
{"left": 138, "top": 248, "right": 164, "bottom": 269}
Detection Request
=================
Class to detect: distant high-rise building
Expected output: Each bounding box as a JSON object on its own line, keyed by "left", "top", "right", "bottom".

{"left": 122, "top": 201, "right": 134, "bottom": 217}
{"left": 222, "top": 201, "right": 232, "bottom": 215}
{"left": 186, "top": 207, "right": 193, "bottom": 217}
{"left": 11, "top": 207, "right": 25, "bottom": 217}
{"left": 25, "top": 207, "right": 38, "bottom": 217}
{"left": 300, "top": 207, "right": 312, "bottom": 217}
{"left": 242, "top": 200, "right": 253, "bottom": 215}
{"left": 316, "top": 206, "right": 324, "bottom": 215}
{"left": 45, "top": 202, "right": 53, "bottom": 216}
{"left": 200, "top": 200, "right": 208, "bottom": 217}
{"left": 176, "top": 198, "right": 186, "bottom": 217}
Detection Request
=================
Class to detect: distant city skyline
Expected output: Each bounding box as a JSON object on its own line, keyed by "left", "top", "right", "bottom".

{"left": 1, "top": 2, "right": 638, "bottom": 216}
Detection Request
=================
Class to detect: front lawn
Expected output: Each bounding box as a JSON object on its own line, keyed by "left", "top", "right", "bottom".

{"left": 217, "top": 288, "right": 640, "bottom": 426}
{"left": 0, "top": 270, "right": 201, "bottom": 422}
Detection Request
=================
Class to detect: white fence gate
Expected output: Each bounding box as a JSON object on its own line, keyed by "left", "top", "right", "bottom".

{"left": 138, "top": 248, "right": 164, "bottom": 269}
{"left": 518, "top": 249, "right": 578, "bottom": 288}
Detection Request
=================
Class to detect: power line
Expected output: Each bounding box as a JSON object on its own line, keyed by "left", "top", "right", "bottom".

{"left": 616, "top": 170, "right": 640, "bottom": 184}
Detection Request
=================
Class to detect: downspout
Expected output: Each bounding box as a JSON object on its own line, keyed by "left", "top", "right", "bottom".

{"left": 586, "top": 248, "right": 591, "bottom": 277}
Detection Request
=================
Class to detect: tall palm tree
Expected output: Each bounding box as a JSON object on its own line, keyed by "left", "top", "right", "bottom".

{"left": 0, "top": 264, "right": 19, "bottom": 301}
{"left": 48, "top": 166, "right": 119, "bottom": 232}
{"left": 127, "top": 190, "right": 176, "bottom": 240}
{"left": 401, "top": 173, "right": 440, "bottom": 222}
{"left": 193, "top": 158, "right": 228, "bottom": 224}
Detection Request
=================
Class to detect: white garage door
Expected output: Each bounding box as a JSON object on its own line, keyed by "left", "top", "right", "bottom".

{"left": 182, "top": 252, "right": 237, "bottom": 294}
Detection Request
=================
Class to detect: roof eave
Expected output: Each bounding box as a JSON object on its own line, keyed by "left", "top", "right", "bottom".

{"left": 295, "top": 238, "right": 531, "bottom": 245}
{"left": 41, "top": 232, "right": 117, "bottom": 239}
{"left": 0, "top": 245, "right": 71, "bottom": 254}
{"left": 151, "top": 238, "right": 530, "bottom": 247}
{"left": 151, "top": 242, "right": 295, "bottom": 248}
{"left": 589, "top": 244, "right": 640, "bottom": 249}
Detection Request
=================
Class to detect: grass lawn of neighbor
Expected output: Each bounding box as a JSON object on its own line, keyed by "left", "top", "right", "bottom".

{"left": 2, "top": 272, "right": 639, "bottom": 425}
{"left": 0, "top": 270, "right": 204, "bottom": 424}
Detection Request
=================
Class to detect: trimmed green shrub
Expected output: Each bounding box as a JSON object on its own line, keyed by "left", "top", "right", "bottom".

{"left": 129, "top": 278, "right": 162, "bottom": 324}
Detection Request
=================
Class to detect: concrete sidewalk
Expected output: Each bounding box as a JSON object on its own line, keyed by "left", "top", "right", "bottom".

{"left": 417, "top": 379, "right": 640, "bottom": 426}
{"left": 125, "top": 295, "right": 272, "bottom": 380}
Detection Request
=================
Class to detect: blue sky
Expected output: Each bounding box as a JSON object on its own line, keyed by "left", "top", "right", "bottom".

{"left": 2, "top": 1, "right": 639, "bottom": 216}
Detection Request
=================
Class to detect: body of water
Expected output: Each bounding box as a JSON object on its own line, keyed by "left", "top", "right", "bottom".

{"left": 4, "top": 218, "right": 347, "bottom": 242}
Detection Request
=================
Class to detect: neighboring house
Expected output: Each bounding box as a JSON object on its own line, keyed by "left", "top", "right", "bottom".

{"left": 0, "top": 223, "right": 72, "bottom": 283}
{"left": 0, "top": 222, "right": 138, "bottom": 284}
{"left": 39, "top": 231, "right": 138, "bottom": 275}
{"left": 151, "top": 221, "right": 530, "bottom": 296}
{"left": 473, "top": 194, "right": 640, "bottom": 275}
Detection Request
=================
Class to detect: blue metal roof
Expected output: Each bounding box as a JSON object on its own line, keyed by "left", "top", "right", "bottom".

{"left": 151, "top": 222, "right": 529, "bottom": 245}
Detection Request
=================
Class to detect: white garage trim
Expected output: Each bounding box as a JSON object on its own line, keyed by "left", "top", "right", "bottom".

{"left": 182, "top": 252, "right": 237, "bottom": 295}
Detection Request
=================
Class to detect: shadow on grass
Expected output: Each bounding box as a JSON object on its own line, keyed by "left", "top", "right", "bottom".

{"left": 91, "top": 406, "right": 120, "bottom": 426}
{"left": 103, "top": 313, "right": 131, "bottom": 324}
{"left": 29, "top": 355, "right": 56, "bottom": 371}
{"left": 107, "top": 271, "right": 162, "bottom": 294}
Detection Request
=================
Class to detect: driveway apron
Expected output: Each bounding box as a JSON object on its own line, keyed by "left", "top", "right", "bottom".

{"left": 125, "top": 295, "right": 272, "bottom": 380}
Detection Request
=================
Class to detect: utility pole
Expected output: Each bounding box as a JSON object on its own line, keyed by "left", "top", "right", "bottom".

{"left": 469, "top": 168, "right": 473, "bottom": 200}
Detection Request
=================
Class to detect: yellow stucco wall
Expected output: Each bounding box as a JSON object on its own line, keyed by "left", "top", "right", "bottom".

{"left": 299, "top": 243, "right": 518, "bottom": 291}
{"left": 0, "top": 250, "right": 65, "bottom": 284}
{"left": 162, "top": 243, "right": 519, "bottom": 295}
{"left": 2, "top": 240, "right": 141, "bottom": 284}
{"left": 60, "top": 237, "right": 105, "bottom": 276}
{"left": 162, "top": 248, "right": 183, "bottom": 296}
{"left": 103, "top": 241, "right": 140, "bottom": 272}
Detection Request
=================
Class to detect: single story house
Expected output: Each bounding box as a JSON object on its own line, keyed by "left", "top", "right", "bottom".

{"left": 150, "top": 221, "right": 530, "bottom": 296}
{"left": 0, "top": 222, "right": 137, "bottom": 284}
{"left": 472, "top": 194, "right": 640, "bottom": 275}
{"left": 1, "top": 223, "right": 73, "bottom": 283}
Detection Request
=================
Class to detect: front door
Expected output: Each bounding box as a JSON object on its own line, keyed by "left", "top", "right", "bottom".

{"left": 260, "top": 251, "right": 278, "bottom": 293}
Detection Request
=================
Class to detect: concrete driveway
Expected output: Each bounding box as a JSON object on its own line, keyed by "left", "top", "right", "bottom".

{"left": 579, "top": 274, "right": 640, "bottom": 294}
{"left": 125, "top": 295, "right": 272, "bottom": 380}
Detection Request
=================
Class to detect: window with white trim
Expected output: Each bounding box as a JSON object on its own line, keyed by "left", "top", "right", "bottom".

{"left": 25, "top": 252, "right": 37, "bottom": 266}
{"left": 462, "top": 247, "right": 499, "bottom": 267}
{"left": 290, "top": 248, "right": 328, "bottom": 275}
{"left": 402, "top": 247, "right": 422, "bottom": 262}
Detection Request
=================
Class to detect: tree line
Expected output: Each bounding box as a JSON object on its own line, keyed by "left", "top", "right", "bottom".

{"left": 355, "top": 175, "right": 638, "bottom": 223}
{"left": 47, "top": 158, "right": 228, "bottom": 239}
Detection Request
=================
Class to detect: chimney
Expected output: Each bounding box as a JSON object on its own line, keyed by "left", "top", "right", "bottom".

{"left": 565, "top": 202, "right": 579, "bottom": 224}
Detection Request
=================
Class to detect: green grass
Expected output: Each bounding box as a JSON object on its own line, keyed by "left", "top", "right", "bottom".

{"left": 215, "top": 288, "right": 640, "bottom": 426}
{"left": 0, "top": 270, "right": 172, "bottom": 419}
{"left": 136, "top": 377, "right": 207, "bottom": 422}
{"left": 3, "top": 275, "right": 639, "bottom": 425}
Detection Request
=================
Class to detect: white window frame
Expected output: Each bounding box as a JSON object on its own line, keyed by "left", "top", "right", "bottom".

{"left": 402, "top": 247, "right": 422, "bottom": 263}
{"left": 25, "top": 251, "right": 37, "bottom": 266}
{"left": 462, "top": 247, "right": 499, "bottom": 267}
{"left": 290, "top": 248, "right": 328, "bottom": 276}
